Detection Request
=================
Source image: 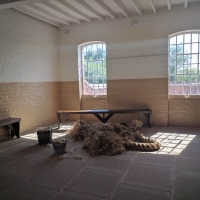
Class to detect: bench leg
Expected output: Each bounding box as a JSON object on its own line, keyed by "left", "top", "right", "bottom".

{"left": 58, "top": 114, "right": 62, "bottom": 129}
{"left": 148, "top": 113, "right": 151, "bottom": 128}
{"left": 93, "top": 113, "right": 114, "bottom": 123}
{"left": 7, "top": 122, "right": 20, "bottom": 138}
{"left": 140, "top": 113, "right": 151, "bottom": 128}
{"left": 58, "top": 114, "right": 70, "bottom": 128}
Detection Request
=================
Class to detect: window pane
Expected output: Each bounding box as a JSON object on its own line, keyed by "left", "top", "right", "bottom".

{"left": 199, "top": 43, "right": 200, "bottom": 53}
{"left": 170, "top": 54, "right": 176, "bottom": 66}
{"left": 192, "top": 34, "right": 198, "bottom": 43}
{"left": 92, "top": 44, "right": 97, "bottom": 51}
{"left": 84, "top": 78, "right": 89, "bottom": 95}
{"left": 177, "top": 55, "right": 183, "bottom": 64}
{"left": 91, "top": 52, "right": 97, "bottom": 60}
{"left": 84, "top": 78, "right": 88, "bottom": 84}
{"left": 177, "top": 85, "right": 183, "bottom": 95}
{"left": 83, "top": 61, "right": 87, "bottom": 75}
{"left": 88, "top": 62, "right": 93, "bottom": 77}
{"left": 184, "top": 75, "right": 190, "bottom": 84}
{"left": 176, "top": 75, "right": 183, "bottom": 83}
{"left": 97, "top": 60, "right": 102, "bottom": 68}
{"left": 98, "top": 68, "right": 102, "bottom": 76}
{"left": 88, "top": 78, "right": 93, "bottom": 84}
{"left": 103, "top": 44, "right": 106, "bottom": 51}
{"left": 170, "top": 75, "right": 176, "bottom": 83}
{"left": 177, "top": 35, "right": 183, "bottom": 44}
{"left": 177, "top": 65, "right": 183, "bottom": 74}
{"left": 97, "top": 44, "right": 102, "bottom": 50}
{"left": 191, "top": 75, "right": 198, "bottom": 94}
{"left": 183, "top": 75, "right": 190, "bottom": 95}
{"left": 83, "top": 52, "right": 88, "bottom": 60}
{"left": 170, "top": 65, "right": 176, "bottom": 74}
{"left": 98, "top": 51, "right": 103, "bottom": 60}
{"left": 169, "top": 32, "right": 200, "bottom": 96}
{"left": 94, "top": 62, "right": 98, "bottom": 76}
{"left": 191, "top": 64, "right": 198, "bottom": 74}
{"left": 170, "top": 36, "right": 176, "bottom": 44}
{"left": 169, "top": 81, "right": 176, "bottom": 94}
{"left": 103, "top": 62, "right": 106, "bottom": 75}
{"left": 170, "top": 45, "right": 176, "bottom": 54}
{"left": 191, "top": 74, "right": 198, "bottom": 83}
{"left": 88, "top": 52, "right": 93, "bottom": 60}
{"left": 176, "top": 75, "right": 183, "bottom": 95}
{"left": 184, "top": 65, "right": 190, "bottom": 74}
{"left": 184, "top": 44, "right": 190, "bottom": 53}
{"left": 191, "top": 54, "right": 198, "bottom": 63}
{"left": 102, "top": 51, "right": 106, "bottom": 60}
{"left": 82, "top": 46, "right": 87, "bottom": 52}
{"left": 183, "top": 55, "right": 190, "bottom": 64}
{"left": 100, "top": 78, "right": 104, "bottom": 84}
{"left": 199, "top": 75, "right": 200, "bottom": 94}
{"left": 184, "top": 34, "right": 191, "bottom": 43}
{"left": 192, "top": 43, "right": 198, "bottom": 53}
{"left": 80, "top": 43, "right": 107, "bottom": 95}
{"left": 83, "top": 64, "right": 88, "bottom": 78}
{"left": 177, "top": 44, "right": 183, "bottom": 54}
{"left": 87, "top": 45, "right": 91, "bottom": 52}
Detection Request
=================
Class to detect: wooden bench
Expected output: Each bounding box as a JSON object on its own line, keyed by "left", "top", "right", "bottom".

{"left": 0, "top": 118, "right": 21, "bottom": 138}
{"left": 57, "top": 109, "right": 152, "bottom": 129}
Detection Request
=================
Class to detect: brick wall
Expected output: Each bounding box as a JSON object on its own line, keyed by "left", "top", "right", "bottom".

{"left": 0, "top": 9, "right": 59, "bottom": 82}
{"left": 169, "top": 98, "right": 200, "bottom": 127}
{"left": 1, "top": 4, "right": 200, "bottom": 141}
{"left": 0, "top": 82, "right": 61, "bottom": 140}
{"left": 59, "top": 3, "right": 200, "bottom": 128}
{"left": 0, "top": 9, "right": 60, "bottom": 140}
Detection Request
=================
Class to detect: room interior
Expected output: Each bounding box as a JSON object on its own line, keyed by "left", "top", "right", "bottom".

{"left": 0, "top": 0, "right": 200, "bottom": 199}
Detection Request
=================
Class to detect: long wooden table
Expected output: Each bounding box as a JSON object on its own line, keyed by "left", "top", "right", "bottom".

{"left": 57, "top": 109, "right": 152, "bottom": 128}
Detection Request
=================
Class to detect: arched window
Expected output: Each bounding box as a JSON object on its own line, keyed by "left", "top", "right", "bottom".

{"left": 78, "top": 42, "right": 107, "bottom": 96}
{"left": 169, "top": 30, "right": 200, "bottom": 96}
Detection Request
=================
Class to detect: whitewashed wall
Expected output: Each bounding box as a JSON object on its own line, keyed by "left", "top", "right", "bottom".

{"left": 0, "top": 9, "right": 59, "bottom": 82}
{"left": 59, "top": 2, "right": 200, "bottom": 81}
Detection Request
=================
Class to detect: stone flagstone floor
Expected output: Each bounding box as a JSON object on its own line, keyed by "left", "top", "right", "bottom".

{"left": 0, "top": 121, "right": 200, "bottom": 200}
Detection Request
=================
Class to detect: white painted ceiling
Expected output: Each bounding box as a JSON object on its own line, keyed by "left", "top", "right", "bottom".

{"left": 0, "top": 0, "right": 199, "bottom": 27}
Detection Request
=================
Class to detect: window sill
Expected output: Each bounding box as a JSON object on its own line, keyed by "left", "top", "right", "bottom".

{"left": 168, "top": 95, "right": 200, "bottom": 99}
{"left": 82, "top": 95, "right": 107, "bottom": 99}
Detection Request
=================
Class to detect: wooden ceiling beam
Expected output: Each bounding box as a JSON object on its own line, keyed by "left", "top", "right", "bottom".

{"left": 130, "top": 0, "right": 142, "bottom": 15}
{"left": 0, "top": 0, "right": 41, "bottom": 9}
{"left": 149, "top": 0, "right": 157, "bottom": 13}
{"left": 43, "top": 1, "right": 81, "bottom": 24}
{"left": 184, "top": 0, "right": 188, "bottom": 8}
{"left": 167, "top": 0, "right": 171, "bottom": 10}
{"left": 29, "top": 3, "right": 70, "bottom": 25}
{"left": 94, "top": 0, "right": 116, "bottom": 19}
{"left": 57, "top": 0, "right": 92, "bottom": 22}
{"left": 14, "top": 6, "right": 61, "bottom": 27}
{"left": 113, "top": 0, "right": 129, "bottom": 17}
{"left": 76, "top": 0, "right": 104, "bottom": 20}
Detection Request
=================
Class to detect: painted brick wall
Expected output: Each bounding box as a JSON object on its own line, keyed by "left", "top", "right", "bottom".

{"left": 0, "top": 9, "right": 60, "bottom": 140}
{"left": 1, "top": 3, "right": 200, "bottom": 141}
{"left": 59, "top": 2, "right": 200, "bottom": 127}
{"left": 169, "top": 98, "right": 200, "bottom": 127}
{"left": 0, "top": 9, "right": 59, "bottom": 82}
{"left": 59, "top": 3, "right": 200, "bottom": 82}
{"left": 0, "top": 82, "right": 61, "bottom": 140}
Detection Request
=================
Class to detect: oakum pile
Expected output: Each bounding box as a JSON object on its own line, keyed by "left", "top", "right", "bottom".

{"left": 67, "top": 120, "right": 161, "bottom": 156}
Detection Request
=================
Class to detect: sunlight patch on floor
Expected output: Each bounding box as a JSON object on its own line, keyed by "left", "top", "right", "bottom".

{"left": 58, "top": 125, "right": 73, "bottom": 131}
{"left": 150, "top": 132, "right": 196, "bottom": 155}
{"left": 21, "top": 123, "right": 74, "bottom": 140}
